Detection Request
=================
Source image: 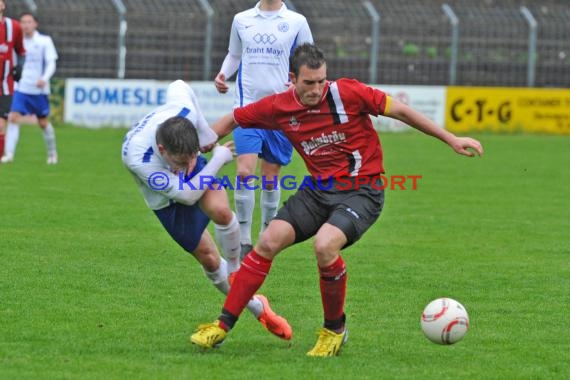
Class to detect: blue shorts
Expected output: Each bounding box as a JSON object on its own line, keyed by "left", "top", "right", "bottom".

{"left": 233, "top": 127, "right": 293, "bottom": 166}
{"left": 154, "top": 202, "right": 210, "bottom": 253}
{"left": 152, "top": 155, "right": 221, "bottom": 253}
{"left": 10, "top": 91, "right": 50, "bottom": 118}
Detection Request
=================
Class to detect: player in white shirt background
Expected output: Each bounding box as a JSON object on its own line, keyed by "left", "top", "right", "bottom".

{"left": 1, "top": 12, "right": 58, "bottom": 164}
{"left": 122, "top": 80, "right": 292, "bottom": 341}
{"left": 214, "top": 0, "right": 313, "bottom": 257}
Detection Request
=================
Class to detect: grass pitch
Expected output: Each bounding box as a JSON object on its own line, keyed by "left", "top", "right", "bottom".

{"left": 0, "top": 125, "right": 568, "bottom": 379}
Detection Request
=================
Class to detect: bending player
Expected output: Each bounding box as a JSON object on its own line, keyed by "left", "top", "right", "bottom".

{"left": 122, "top": 80, "right": 292, "bottom": 341}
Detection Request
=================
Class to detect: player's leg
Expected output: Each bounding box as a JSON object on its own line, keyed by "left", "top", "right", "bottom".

{"left": 193, "top": 230, "right": 265, "bottom": 317}
{"left": 307, "top": 179, "right": 385, "bottom": 357}
{"left": 191, "top": 185, "right": 328, "bottom": 347}
{"left": 153, "top": 202, "right": 265, "bottom": 318}
{"left": 219, "top": 187, "right": 325, "bottom": 332}
{"left": 259, "top": 160, "right": 281, "bottom": 232}
{"left": 199, "top": 187, "right": 240, "bottom": 274}
{"left": 35, "top": 95, "right": 57, "bottom": 164}
{"left": 190, "top": 226, "right": 295, "bottom": 346}
{"left": 259, "top": 130, "right": 293, "bottom": 235}
{"left": 191, "top": 218, "right": 296, "bottom": 348}
{"left": 2, "top": 92, "right": 28, "bottom": 163}
{"left": 235, "top": 153, "right": 257, "bottom": 256}
{"left": 223, "top": 183, "right": 329, "bottom": 325}
{"left": 233, "top": 127, "right": 263, "bottom": 257}
{"left": 0, "top": 95, "right": 13, "bottom": 160}
{"left": 2, "top": 112, "right": 23, "bottom": 163}
{"left": 307, "top": 223, "right": 349, "bottom": 357}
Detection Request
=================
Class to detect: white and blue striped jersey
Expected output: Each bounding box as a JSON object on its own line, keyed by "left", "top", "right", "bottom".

{"left": 228, "top": 2, "right": 313, "bottom": 107}
{"left": 17, "top": 31, "right": 57, "bottom": 95}
{"left": 122, "top": 80, "right": 218, "bottom": 210}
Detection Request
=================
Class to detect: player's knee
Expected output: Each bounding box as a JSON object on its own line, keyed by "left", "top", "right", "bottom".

{"left": 38, "top": 119, "right": 49, "bottom": 129}
{"left": 256, "top": 234, "right": 281, "bottom": 258}
{"left": 313, "top": 237, "right": 330, "bottom": 257}
{"left": 8, "top": 113, "right": 19, "bottom": 123}
{"left": 313, "top": 237, "right": 341, "bottom": 264}
{"left": 209, "top": 205, "right": 233, "bottom": 225}
{"left": 200, "top": 257, "right": 219, "bottom": 273}
{"left": 263, "top": 179, "right": 277, "bottom": 191}
{"left": 236, "top": 170, "right": 255, "bottom": 181}
{"left": 194, "top": 248, "right": 219, "bottom": 272}
{"left": 261, "top": 162, "right": 281, "bottom": 179}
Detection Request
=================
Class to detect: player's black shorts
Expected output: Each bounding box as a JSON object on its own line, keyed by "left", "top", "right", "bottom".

{"left": 0, "top": 95, "right": 13, "bottom": 119}
{"left": 275, "top": 176, "right": 385, "bottom": 248}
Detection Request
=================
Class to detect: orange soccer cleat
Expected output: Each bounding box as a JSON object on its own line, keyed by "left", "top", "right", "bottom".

{"left": 255, "top": 294, "right": 292, "bottom": 340}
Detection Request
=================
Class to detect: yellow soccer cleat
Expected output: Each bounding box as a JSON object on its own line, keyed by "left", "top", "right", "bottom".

{"left": 306, "top": 327, "right": 348, "bottom": 357}
{"left": 190, "top": 321, "right": 227, "bottom": 349}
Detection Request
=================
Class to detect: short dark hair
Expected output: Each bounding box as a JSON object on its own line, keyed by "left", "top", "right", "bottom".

{"left": 20, "top": 12, "right": 38, "bottom": 22}
{"left": 156, "top": 116, "right": 199, "bottom": 160}
{"left": 290, "top": 43, "right": 326, "bottom": 76}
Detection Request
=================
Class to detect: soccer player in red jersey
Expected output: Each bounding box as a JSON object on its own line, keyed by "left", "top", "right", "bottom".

{"left": 191, "top": 43, "right": 484, "bottom": 356}
{"left": 0, "top": 0, "right": 25, "bottom": 158}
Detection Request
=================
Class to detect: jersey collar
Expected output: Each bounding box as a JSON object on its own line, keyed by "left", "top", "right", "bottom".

{"left": 25, "top": 30, "right": 39, "bottom": 41}
{"left": 254, "top": 1, "right": 287, "bottom": 18}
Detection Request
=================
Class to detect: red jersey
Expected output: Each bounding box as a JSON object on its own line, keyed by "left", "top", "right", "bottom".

{"left": 234, "top": 78, "right": 391, "bottom": 178}
{"left": 0, "top": 17, "right": 25, "bottom": 95}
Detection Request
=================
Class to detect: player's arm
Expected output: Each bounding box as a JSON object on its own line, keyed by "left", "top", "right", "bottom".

{"left": 212, "top": 95, "right": 277, "bottom": 140}
{"left": 129, "top": 144, "right": 233, "bottom": 206}
{"left": 12, "top": 23, "right": 26, "bottom": 82}
{"left": 211, "top": 112, "right": 237, "bottom": 140}
{"left": 38, "top": 37, "right": 57, "bottom": 88}
{"left": 38, "top": 60, "right": 55, "bottom": 88}
{"left": 215, "top": 18, "right": 242, "bottom": 93}
{"left": 169, "top": 144, "right": 234, "bottom": 205}
{"left": 186, "top": 85, "right": 218, "bottom": 148}
{"left": 386, "top": 99, "right": 484, "bottom": 157}
{"left": 215, "top": 54, "right": 241, "bottom": 94}
{"left": 166, "top": 80, "right": 218, "bottom": 148}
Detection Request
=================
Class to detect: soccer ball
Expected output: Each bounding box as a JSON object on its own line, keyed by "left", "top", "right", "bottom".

{"left": 421, "top": 298, "right": 469, "bottom": 344}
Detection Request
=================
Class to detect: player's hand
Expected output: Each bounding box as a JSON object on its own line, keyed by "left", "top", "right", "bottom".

{"left": 36, "top": 79, "right": 46, "bottom": 88}
{"left": 213, "top": 142, "right": 234, "bottom": 165}
{"left": 199, "top": 142, "right": 217, "bottom": 153}
{"left": 12, "top": 65, "right": 23, "bottom": 82}
{"left": 222, "top": 140, "right": 235, "bottom": 155}
{"left": 450, "top": 136, "right": 484, "bottom": 157}
{"left": 214, "top": 73, "right": 229, "bottom": 94}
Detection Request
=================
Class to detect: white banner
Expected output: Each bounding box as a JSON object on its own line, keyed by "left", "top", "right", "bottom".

{"left": 64, "top": 79, "right": 235, "bottom": 128}
{"left": 369, "top": 85, "right": 446, "bottom": 132}
{"left": 64, "top": 79, "right": 444, "bottom": 131}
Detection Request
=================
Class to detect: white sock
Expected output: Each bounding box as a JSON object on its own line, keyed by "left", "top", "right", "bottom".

{"left": 247, "top": 296, "right": 264, "bottom": 318}
{"left": 235, "top": 179, "right": 255, "bottom": 245}
{"left": 203, "top": 258, "right": 264, "bottom": 318}
{"left": 214, "top": 212, "right": 241, "bottom": 273}
{"left": 43, "top": 123, "right": 57, "bottom": 156}
{"left": 203, "top": 258, "right": 230, "bottom": 294}
{"left": 4, "top": 122, "right": 19, "bottom": 156}
{"left": 260, "top": 188, "right": 280, "bottom": 233}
